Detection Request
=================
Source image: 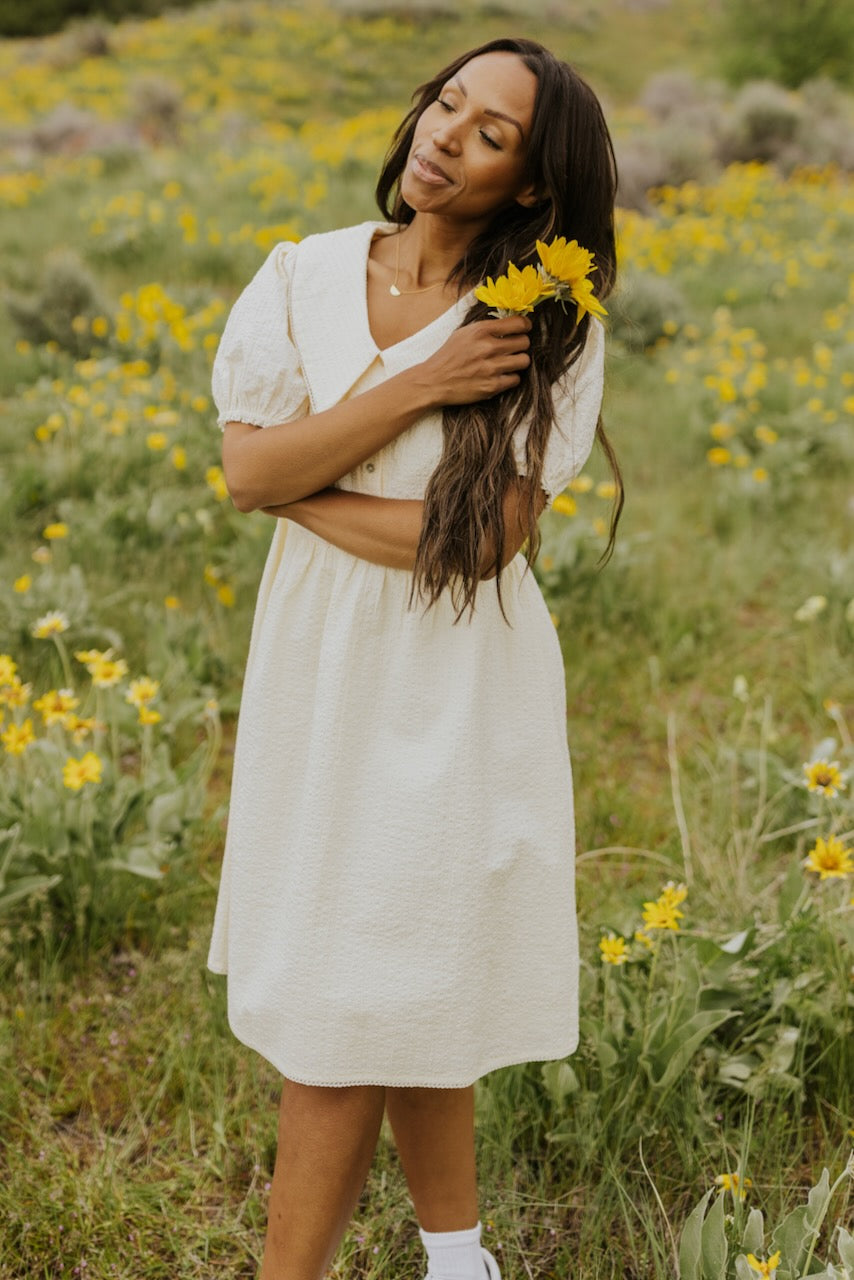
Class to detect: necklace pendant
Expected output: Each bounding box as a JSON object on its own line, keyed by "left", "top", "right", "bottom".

{"left": 389, "top": 284, "right": 401, "bottom": 297}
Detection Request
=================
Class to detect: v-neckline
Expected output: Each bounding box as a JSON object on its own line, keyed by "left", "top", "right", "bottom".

{"left": 362, "top": 223, "right": 472, "bottom": 357}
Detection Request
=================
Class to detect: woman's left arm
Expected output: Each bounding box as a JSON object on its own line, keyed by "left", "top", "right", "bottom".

{"left": 261, "top": 482, "right": 545, "bottom": 578}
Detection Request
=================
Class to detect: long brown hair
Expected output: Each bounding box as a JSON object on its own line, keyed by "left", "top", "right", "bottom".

{"left": 376, "top": 37, "right": 623, "bottom": 623}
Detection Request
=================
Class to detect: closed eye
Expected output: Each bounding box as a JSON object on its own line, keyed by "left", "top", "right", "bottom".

{"left": 480, "top": 131, "right": 501, "bottom": 150}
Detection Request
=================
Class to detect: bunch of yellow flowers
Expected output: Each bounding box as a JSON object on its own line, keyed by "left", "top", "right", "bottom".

{"left": 475, "top": 236, "right": 608, "bottom": 324}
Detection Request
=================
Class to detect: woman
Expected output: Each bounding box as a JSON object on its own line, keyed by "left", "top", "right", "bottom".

{"left": 207, "top": 36, "right": 619, "bottom": 1280}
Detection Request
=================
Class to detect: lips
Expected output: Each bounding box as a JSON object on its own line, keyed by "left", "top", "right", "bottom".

{"left": 412, "top": 152, "right": 453, "bottom": 185}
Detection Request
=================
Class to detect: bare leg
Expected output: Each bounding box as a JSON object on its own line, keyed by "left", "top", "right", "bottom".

{"left": 384, "top": 1085, "right": 479, "bottom": 1231}
{"left": 259, "top": 1079, "right": 386, "bottom": 1280}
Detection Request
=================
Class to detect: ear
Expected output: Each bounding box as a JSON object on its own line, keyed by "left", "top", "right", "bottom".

{"left": 515, "top": 184, "right": 540, "bottom": 208}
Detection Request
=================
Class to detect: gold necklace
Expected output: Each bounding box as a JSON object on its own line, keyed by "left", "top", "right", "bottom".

{"left": 389, "top": 232, "right": 444, "bottom": 297}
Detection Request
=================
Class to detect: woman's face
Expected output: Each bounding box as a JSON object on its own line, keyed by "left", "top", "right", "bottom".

{"left": 401, "top": 52, "right": 539, "bottom": 224}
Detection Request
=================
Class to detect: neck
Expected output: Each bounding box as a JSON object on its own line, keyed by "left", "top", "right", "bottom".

{"left": 397, "top": 213, "right": 488, "bottom": 286}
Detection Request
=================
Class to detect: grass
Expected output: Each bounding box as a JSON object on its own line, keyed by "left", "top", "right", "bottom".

{"left": 0, "top": 1, "right": 852, "bottom": 1277}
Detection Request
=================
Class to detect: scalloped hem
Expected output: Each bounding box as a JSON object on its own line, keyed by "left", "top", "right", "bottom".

{"left": 219, "top": 1014, "right": 579, "bottom": 1088}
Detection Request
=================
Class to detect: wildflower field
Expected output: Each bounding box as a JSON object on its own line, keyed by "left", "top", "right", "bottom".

{"left": 0, "top": 2, "right": 852, "bottom": 1277}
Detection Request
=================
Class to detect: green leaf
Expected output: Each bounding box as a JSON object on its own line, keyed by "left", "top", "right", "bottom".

{"left": 771, "top": 1206, "right": 812, "bottom": 1273}
{"left": 805, "top": 1168, "right": 832, "bottom": 1231}
{"left": 741, "top": 1208, "right": 765, "bottom": 1255}
{"left": 678, "top": 1187, "right": 714, "bottom": 1280}
{"left": 700, "top": 1188, "right": 728, "bottom": 1280}
{"left": 645, "top": 1009, "right": 739, "bottom": 1092}
{"left": 541, "top": 1060, "right": 579, "bottom": 1106}
{"left": 778, "top": 855, "right": 806, "bottom": 925}
{"left": 0, "top": 873, "right": 62, "bottom": 913}
{"left": 734, "top": 1257, "right": 755, "bottom": 1280}
{"left": 837, "top": 1226, "right": 854, "bottom": 1270}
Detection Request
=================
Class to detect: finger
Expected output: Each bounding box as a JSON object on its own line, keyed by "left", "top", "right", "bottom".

{"left": 490, "top": 315, "right": 533, "bottom": 335}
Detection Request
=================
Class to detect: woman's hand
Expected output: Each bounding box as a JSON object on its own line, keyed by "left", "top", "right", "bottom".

{"left": 408, "top": 316, "right": 532, "bottom": 408}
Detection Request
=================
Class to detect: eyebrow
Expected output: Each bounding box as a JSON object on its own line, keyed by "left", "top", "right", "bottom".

{"left": 449, "top": 75, "right": 525, "bottom": 142}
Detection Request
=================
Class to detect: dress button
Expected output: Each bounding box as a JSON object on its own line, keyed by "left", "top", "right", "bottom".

{"left": 366, "top": 462, "right": 375, "bottom": 472}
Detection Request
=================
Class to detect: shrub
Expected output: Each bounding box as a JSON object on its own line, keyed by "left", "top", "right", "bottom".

{"left": 719, "top": 0, "right": 854, "bottom": 88}
{"left": 717, "top": 81, "right": 804, "bottom": 165}
{"left": 4, "top": 250, "right": 110, "bottom": 358}
{"left": 0, "top": 0, "right": 209, "bottom": 39}
{"left": 130, "top": 76, "right": 184, "bottom": 146}
{"left": 608, "top": 271, "right": 688, "bottom": 350}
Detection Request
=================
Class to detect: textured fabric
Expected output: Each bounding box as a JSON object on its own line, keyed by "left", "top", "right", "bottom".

{"left": 419, "top": 1221, "right": 485, "bottom": 1279}
{"left": 206, "top": 220, "right": 604, "bottom": 1087}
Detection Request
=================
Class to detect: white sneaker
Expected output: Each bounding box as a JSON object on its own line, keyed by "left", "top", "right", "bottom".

{"left": 482, "top": 1247, "right": 502, "bottom": 1279}
{"left": 424, "top": 1247, "right": 502, "bottom": 1280}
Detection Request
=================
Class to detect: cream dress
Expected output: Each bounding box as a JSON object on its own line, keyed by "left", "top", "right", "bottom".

{"left": 206, "top": 220, "right": 604, "bottom": 1087}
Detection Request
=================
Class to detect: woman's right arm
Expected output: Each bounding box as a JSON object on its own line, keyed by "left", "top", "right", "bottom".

{"left": 222, "top": 315, "right": 531, "bottom": 512}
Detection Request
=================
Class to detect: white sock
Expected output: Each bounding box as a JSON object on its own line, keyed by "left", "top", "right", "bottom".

{"left": 419, "top": 1220, "right": 486, "bottom": 1279}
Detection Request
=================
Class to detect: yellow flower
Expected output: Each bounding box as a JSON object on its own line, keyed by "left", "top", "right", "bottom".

{"left": 0, "top": 676, "right": 31, "bottom": 708}
{"left": 568, "top": 474, "right": 593, "bottom": 493}
{"left": 0, "top": 655, "right": 17, "bottom": 686}
{"left": 707, "top": 447, "right": 732, "bottom": 466}
{"left": 658, "top": 881, "right": 688, "bottom": 910}
{"left": 714, "top": 1172, "right": 753, "bottom": 1200}
{"left": 568, "top": 275, "right": 608, "bottom": 323}
{"left": 475, "top": 262, "right": 553, "bottom": 316}
{"left": 754, "top": 425, "right": 778, "bottom": 444}
{"left": 63, "top": 713, "right": 99, "bottom": 743}
{"left": 206, "top": 465, "right": 229, "bottom": 501}
{"left": 62, "top": 751, "right": 103, "bottom": 790}
{"left": 126, "top": 676, "right": 160, "bottom": 707}
{"left": 803, "top": 760, "right": 846, "bottom": 798}
{"left": 537, "top": 236, "right": 596, "bottom": 286}
{"left": 91, "top": 315, "right": 110, "bottom": 338}
{"left": 634, "top": 928, "right": 655, "bottom": 951}
{"left": 171, "top": 445, "right": 187, "bottom": 470}
{"left": 710, "top": 422, "right": 734, "bottom": 441}
{"left": 138, "top": 705, "right": 162, "bottom": 726}
{"left": 746, "top": 1251, "right": 781, "bottom": 1278}
{"left": 74, "top": 647, "right": 106, "bottom": 666}
{"left": 599, "top": 934, "right": 629, "bottom": 965}
{"left": 595, "top": 481, "right": 617, "bottom": 500}
{"left": 803, "top": 835, "right": 853, "bottom": 879}
{"left": 146, "top": 432, "right": 168, "bottom": 451}
{"left": 89, "top": 656, "right": 128, "bottom": 688}
{"left": 217, "top": 583, "right": 235, "bottom": 607}
{"left": 32, "top": 611, "right": 70, "bottom": 639}
{"left": 2, "top": 718, "right": 35, "bottom": 755}
{"left": 190, "top": 394, "right": 209, "bottom": 412}
{"left": 552, "top": 493, "right": 577, "bottom": 517}
{"left": 13, "top": 575, "right": 32, "bottom": 593}
{"left": 33, "top": 688, "right": 79, "bottom": 726}
{"left": 32, "top": 546, "right": 52, "bottom": 565}
{"left": 42, "top": 522, "right": 68, "bottom": 540}
{"left": 164, "top": 595, "right": 181, "bottom": 610}
{"left": 752, "top": 467, "right": 769, "bottom": 483}
{"left": 641, "top": 899, "right": 684, "bottom": 931}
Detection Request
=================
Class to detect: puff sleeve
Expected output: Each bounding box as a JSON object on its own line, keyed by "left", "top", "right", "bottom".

{"left": 511, "top": 317, "right": 605, "bottom": 503}
{"left": 211, "top": 241, "right": 309, "bottom": 431}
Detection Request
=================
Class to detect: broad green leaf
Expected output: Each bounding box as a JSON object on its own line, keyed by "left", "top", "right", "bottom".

{"left": 678, "top": 1187, "right": 713, "bottom": 1280}
{"left": 645, "top": 1009, "right": 739, "bottom": 1092}
{"left": 734, "top": 1256, "right": 755, "bottom": 1280}
{"left": 541, "top": 1060, "right": 579, "bottom": 1106}
{"left": 0, "top": 873, "right": 63, "bottom": 913}
{"left": 741, "top": 1208, "right": 765, "bottom": 1255}
{"left": 771, "top": 1206, "right": 812, "bottom": 1274}
{"left": 700, "top": 1187, "right": 728, "bottom": 1280}
{"left": 837, "top": 1226, "right": 854, "bottom": 1270}
{"left": 805, "top": 1168, "right": 832, "bottom": 1231}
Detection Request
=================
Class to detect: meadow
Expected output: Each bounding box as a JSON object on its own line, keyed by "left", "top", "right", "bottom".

{"left": 0, "top": 2, "right": 852, "bottom": 1278}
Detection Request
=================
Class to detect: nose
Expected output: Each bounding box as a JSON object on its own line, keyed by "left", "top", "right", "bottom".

{"left": 431, "top": 115, "right": 462, "bottom": 155}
